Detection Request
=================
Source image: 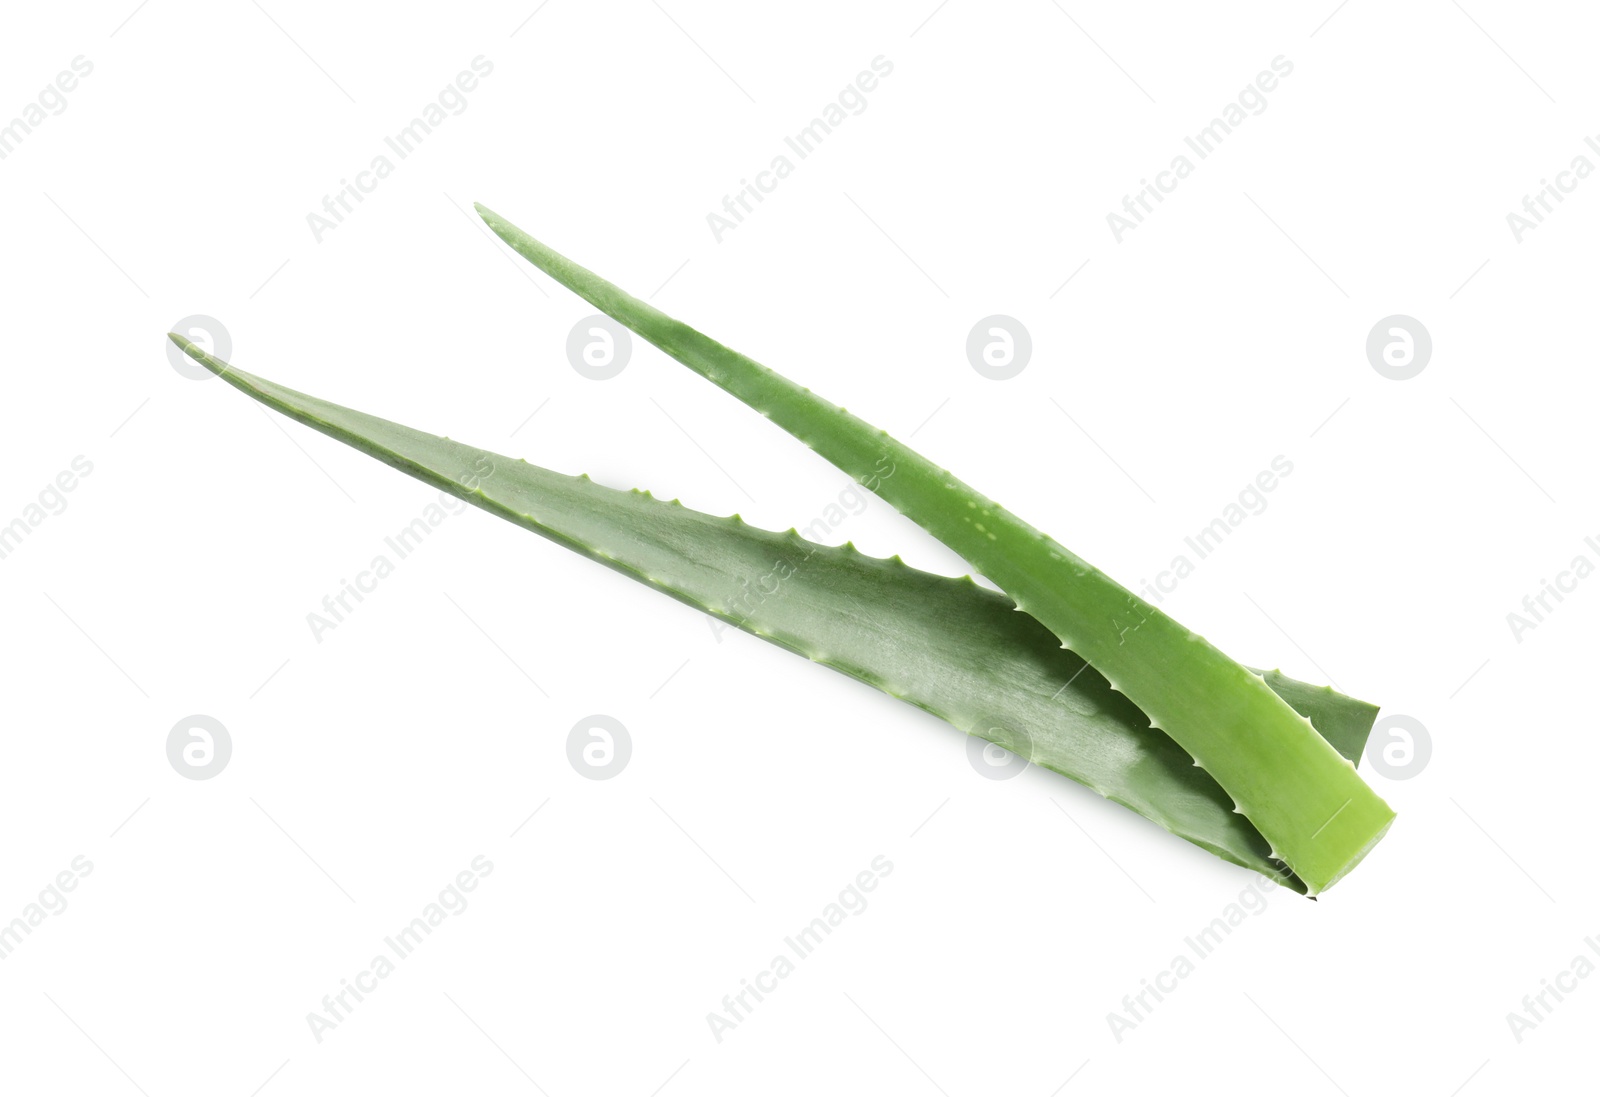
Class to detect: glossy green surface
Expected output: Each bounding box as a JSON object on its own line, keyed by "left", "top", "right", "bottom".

{"left": 474, "top": 205, "right": 1394, "bottom": 893}
{"left": 172, "top": 337, "right": 1380, "bottom": 891}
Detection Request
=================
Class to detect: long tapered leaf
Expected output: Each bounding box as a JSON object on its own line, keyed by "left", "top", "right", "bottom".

{"left": 475, "top": 205, "right": 1394, "bottom": 893}
{"left": 171, "top": 336, "right": 1379, "bottom": 891}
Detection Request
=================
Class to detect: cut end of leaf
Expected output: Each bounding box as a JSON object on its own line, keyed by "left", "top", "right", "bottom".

{"left": 1303, "top": 810, "right": 1396, "bottom": 896}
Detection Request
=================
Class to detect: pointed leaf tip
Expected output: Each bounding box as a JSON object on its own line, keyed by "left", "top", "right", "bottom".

{"left": 168, "top": 333, "right": 223, "bottom": 375}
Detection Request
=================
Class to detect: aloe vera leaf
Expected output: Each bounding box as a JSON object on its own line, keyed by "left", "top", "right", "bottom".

{"left": 170, "top": 336, "right": 1378, "bottom": 890}
{"left": 474, "top": 206, "right": 1394, "bottom": 894}
{"left": 1255, "top": 669, "right": 1375, "bottom": 770}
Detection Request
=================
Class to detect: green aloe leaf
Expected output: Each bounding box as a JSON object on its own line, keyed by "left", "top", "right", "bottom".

{"left": 170, "top": 337, "right": 1379, "bottom": 892}
{"left": 475, "top": 204, "right": 1395, "bottom": 894}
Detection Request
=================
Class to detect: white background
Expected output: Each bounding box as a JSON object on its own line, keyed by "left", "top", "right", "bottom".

{"left": 0, "top": 1, "right": 1592, "bottom": 1093}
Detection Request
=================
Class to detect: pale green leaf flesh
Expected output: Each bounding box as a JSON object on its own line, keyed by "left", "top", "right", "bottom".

{"left": 473, "top": 205, "right": 1395, "bottom": 894}
{"left": 170, "top": 338, "right": 1379, "bottom": 892}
